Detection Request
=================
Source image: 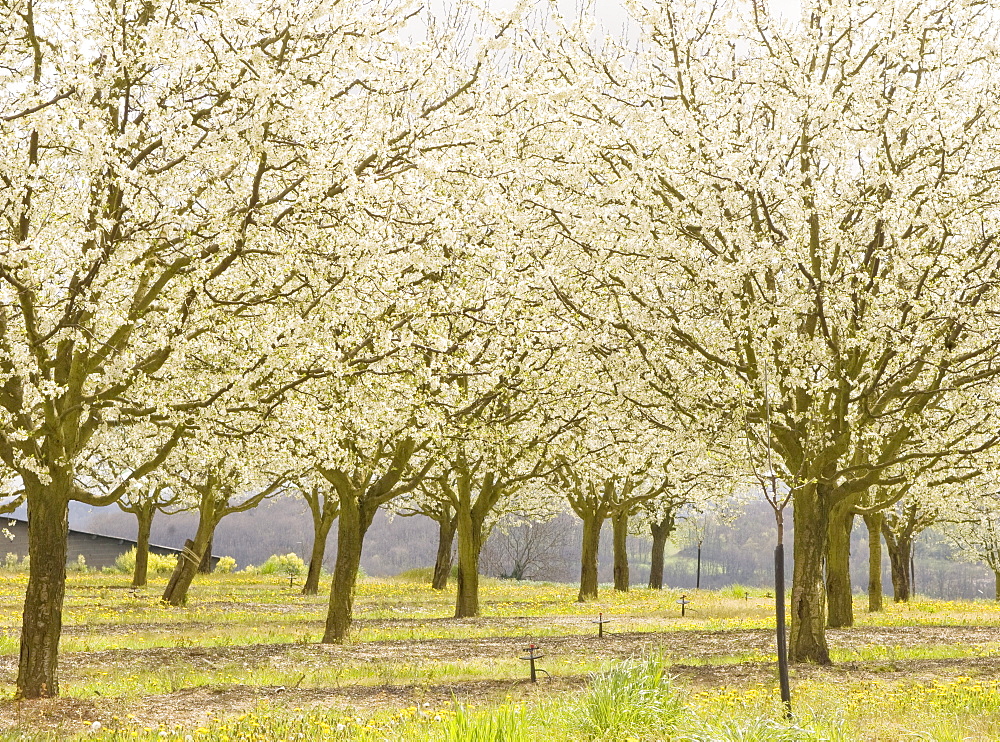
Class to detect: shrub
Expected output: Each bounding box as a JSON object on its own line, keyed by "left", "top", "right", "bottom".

{"left": 259, "top": 553, "right": 306, "bottom": 577}
{"left": 214, "top": 556, "right": 237, "bottom": 574}
{"left": 68, "top": 554, "right": 88, "bottom": 573}
{"left": 395, "top": 564, "right": 457, "bottom": 583}
{"left": 395, "top": 566, "right": 435, "bottom": 582}
{"left": 149, "top": 551, "right": 179, "bottom": 574}
{"left": 114, "top": 547, "right": 177, "bottom": 576}
{"left": 720, "top": 584, "right": 759, "bottom": 600}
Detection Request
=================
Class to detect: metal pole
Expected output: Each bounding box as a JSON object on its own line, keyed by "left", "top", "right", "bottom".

{"left": 775, "top": 542, "right": 792, "bottom": 718}
{"left": 696, "top": 543, "right": 702, "bottom": 589}
{"left": 763, "top": 360, "right": 791, "bottom": 718}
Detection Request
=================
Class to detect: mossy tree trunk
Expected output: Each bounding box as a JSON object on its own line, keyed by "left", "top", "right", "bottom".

{"left": 825, "top": 503, "right": 855, "bottom": 628}
{"left": 790, "top": 481, "right": 832, "bottom": 664}
{"left": 118, "top": 484, "right": 184, "bottom": 590}
{"left": 17, "top": 478, "right": 70, "bottom": 699}
{"left": 132, "top": 502, "right": 155, "bottom": 588}
{"left": 577, "top": 509, "right": 605, "bottom": 602}
{"left": 15, "top": 425, "right": 183, "bottom": 698}
{"left": 884, "top": 527, "right": 912, "bottom": 603}
{"left": 320, "top": 439, "right": 427, "bottom": 642}
{"left": 566, "top": 478, "right": 653, "bottom": 602}
{"left": 302, "top": 482, "right": 338, "bottom": 596}
{"left": 198, "top": 536, "right": 214, "bottom": 574}
{"left": 648, "top": 512, "right": 675, "bottom": 590}
{"left": 863, "top": 511, "right": 884, "bottom": 612}
{"left": 323, "top": 492, "right": 376, "bottom": 642}
{"left": 163, "top": 517, "right": 217, "bottom": 606}
{"left": 858, "top": 487, "right": 941, "bottom": 612}
{"left": 432, "top": 510, "right": 456, "bottom": 590}
{"left": 303, "top": 510, "right": 336, "bottom": 596}
{"left": 881, "top": 502, "right": 940, "bottom": 604}
{"left": 163, "top": 472, "right": 278, "bottom": 607}
{"left": 612, "top": 509, "right": 630, "bottom": 592}
{"left": 453, "top": 469, "right": 503, "bottom": 618}
{"left": 454, "top": 505, "right": 483, "bottom": 618}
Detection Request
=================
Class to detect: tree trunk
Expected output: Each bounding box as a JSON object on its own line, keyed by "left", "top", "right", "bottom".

{"left": 825, "top": 505, "right": 854, "bottom": 628}
{"left": 790, "top": 482, "right": 831, "bottom": 664}
{"left": 577, "top": 511, "right": 602, "bottom": 602}
{"left": 648, "top": 514, "right": 674, "bottom": 590}
{"left": 17, "top": 486, "right": 70, "bottom": 698}
{"left": 162, "top": 539, "right": 196, "bottom": 606}
{"left": 612, "top": 510, "right": 629, "bottom": 592}
{"left": 132, "top": 505, "right": 154, "bottom": 589}
{"left": 884, "top": 530, "right": 912, "bottom": 603}
{"left": 302, "top": 507, "right": 336, "bottom": 596}
{"left": 432, "top": 514, "right": 456, "bottom": 590}
{"left": 454, "top": 504, "right": 483, "bottom": 618}
{"left": 162, "top": 511, "right": 217, "bottom": 606}
{"left": 994, "top": 570, "right": 1000, "bottom": 602}
{"left": 197, "top": 536, "right": 213, "bottom": 574}
{"left": 863, "top": 511, "right": 884, "bottom": 612}
{"left": 322, "top": 494, "right": 374, "bottom": 642}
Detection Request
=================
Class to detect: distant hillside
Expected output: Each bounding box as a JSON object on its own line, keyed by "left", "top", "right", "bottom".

{"left": 64, "top": 498, "right": 992, "bottom": 598}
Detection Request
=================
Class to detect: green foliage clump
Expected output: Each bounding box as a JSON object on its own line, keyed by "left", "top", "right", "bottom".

{"left": 443, "top": 703, "right": 531, "bottom": 742}
{"left": 395, "top": 565, "right": 457, "bottom": 583}
{"left": 572, "top": 654, "right": 684, "bottom": 739}
{"left": 395, "top": 566, "right": 435, "bottom": 582}
{"left": 259, "top": 553, "right": 306, "bottom": 577}
{"left": 396, "top": 567, "right": 434, "bottom": 584}
{"left": 684, "top": 716, "right": 821, "bottom": 742}
{"left": 214, "top": 556, "right": 237, "bottom": 574}
{"left": 3, "top": 553, "right": 28, "bottom": 571}
{"left": 720, "top": 584, "right": 760, "bottom": 600}
{"left": 68, "top": 554, "right": 88, "bottom": 573}
{"left": 114, "top": 547, "right": 177, "bottom": 575}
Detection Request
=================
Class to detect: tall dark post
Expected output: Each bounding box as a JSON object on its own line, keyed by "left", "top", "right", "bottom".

{"left": 910, "top": 544, "right": 916, "bottom": 598}
{"left": 761, "top": 361, "right": 792, "bottom": 717}
{"left": 696, "top": 540, "right": 703, "bottom": 589}
{"left": 775, "top": 517, "right": 792, "bottom": 717}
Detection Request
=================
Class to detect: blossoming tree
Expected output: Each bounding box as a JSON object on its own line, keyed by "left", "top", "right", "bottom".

{"left": 527, "top": 0, "right": 1000, "bottom": 663}
{"left": 0, "top": 0, "right": 481, "bottom": 696}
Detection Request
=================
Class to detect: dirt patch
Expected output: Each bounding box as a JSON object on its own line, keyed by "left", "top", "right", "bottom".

{"left": 3, "top": 624, "right": 1000, "bottom": 735}
{"left": 39, "top": 623, "right": 1000, "bottom": 672}
{"left": 0, "top": 676, "right": 590, "bottom": 734}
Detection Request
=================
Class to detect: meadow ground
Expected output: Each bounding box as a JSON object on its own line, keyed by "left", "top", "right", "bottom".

{"left": 1, "top": 572, "right": 1000, "bottom": 739}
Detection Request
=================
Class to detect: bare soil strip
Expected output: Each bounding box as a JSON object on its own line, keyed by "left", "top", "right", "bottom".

{"left": 2, "top": 624, "right": 1000, "bottom": 733}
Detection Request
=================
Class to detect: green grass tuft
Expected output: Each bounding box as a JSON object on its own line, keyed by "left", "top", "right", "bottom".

{"left": 571, "top": 654, "right": 684, "bottom": 740}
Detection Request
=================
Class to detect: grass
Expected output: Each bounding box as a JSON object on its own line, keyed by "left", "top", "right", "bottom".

{"left": 570, "top": 654, "right": 685, "bottom": 738}
{"left": 2, "top": 572, "right": 1000, "bottom": 739}
{"left": 40, "top": 670, "right": 1000, "bottom": 741}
